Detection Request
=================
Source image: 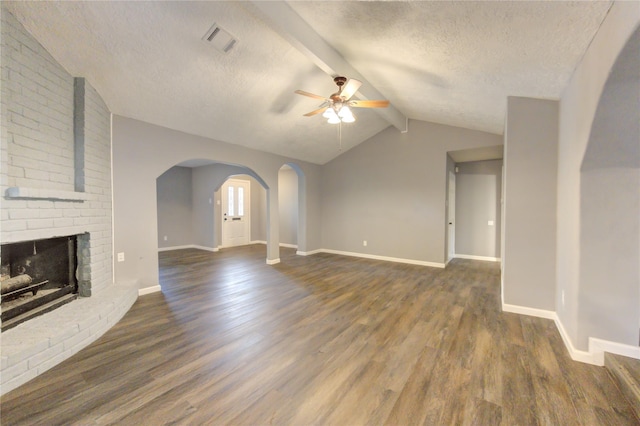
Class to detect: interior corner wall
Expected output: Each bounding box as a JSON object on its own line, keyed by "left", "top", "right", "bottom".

{"left": 556, "top": 2, "right": 640, "bottom": 348}
{"left": 157, "top": 166, "right": 193, "bottom": 248}
{"left": 455, "top": 160, "right": 502, "bottom": 259}
{"left": 503, "top": 97, "right": 558, "bottom": 311}
{"left": 278, "top": 167, "right": 298, "bottom": 246}
{"left": 320, "top": 119, "right": 502, "bottom": 265}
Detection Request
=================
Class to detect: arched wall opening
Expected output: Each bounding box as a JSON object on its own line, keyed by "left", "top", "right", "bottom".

{"left": 155, "top": 159, "right": 269, "bottom": 261}
{"left": 278, "top": 162, "right": 307, "bottom": 254}
{"left": 578, "top": 24, "right": 640, "bottom": 349}
{"left": 278, "top": 164, "right": 300, "bottom": 251}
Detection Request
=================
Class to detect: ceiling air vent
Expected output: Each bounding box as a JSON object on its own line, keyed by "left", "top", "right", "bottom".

{"left": 202, "top": 23, "right": 238, "bottom": 54}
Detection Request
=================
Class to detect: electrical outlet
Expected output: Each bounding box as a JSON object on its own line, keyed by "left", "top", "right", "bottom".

{"left": 488, "top": 220, "right": 494, "bottom": 226}
{"left": 117, "top": 252, "right": 125, "bottom": 262}
{"left": 363, "top": 240, "right": 367, "bottom": 247}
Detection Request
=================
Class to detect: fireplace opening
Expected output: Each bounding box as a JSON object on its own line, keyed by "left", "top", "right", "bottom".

{"left": 1, "top": 235, "right": 82, "bottom": 331}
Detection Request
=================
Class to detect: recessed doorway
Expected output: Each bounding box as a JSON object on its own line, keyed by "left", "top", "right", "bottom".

{"left": 221, "top": 178, "right": 251, "bottom": 247}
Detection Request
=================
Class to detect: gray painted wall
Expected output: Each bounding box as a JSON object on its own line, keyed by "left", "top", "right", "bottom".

{"left": 320, "top": 120, "right": 502, "bottom": 265}
{"left": 556, "top": 2, "right": 640, "bottom": 350}
{"left": 503, "top": 97, "right": 558, "bottom": 311}
{"left": 580, "top": 168, "right": 639, "bottom": 346}
{"left": 279, "top": 167, "right": 298, "bottom": 246}
{"left": 455, "top": 160, "right": 502, "bottom": 258}
{"left": 157, "top": 166, "right": 193, "bottom": 248}
{"left": 251, "top": 177, "right": 267, "bottom": 242}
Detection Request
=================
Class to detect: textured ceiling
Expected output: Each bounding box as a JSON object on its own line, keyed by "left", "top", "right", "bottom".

{"left": 4, "top": 1, "right": 611, "bottom": 165}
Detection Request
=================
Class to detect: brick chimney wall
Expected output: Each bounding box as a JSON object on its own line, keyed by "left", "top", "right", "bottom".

{"left": 1, "top": 8, "right": 112, "bottom": 294}
{"left": 1, "top": 7, "right": 137, "bottom": 395}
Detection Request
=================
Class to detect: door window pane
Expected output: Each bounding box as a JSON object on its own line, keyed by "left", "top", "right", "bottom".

{"left": 238, "top": 187, "right": 244, "bottom": 216}
{"left": 228, "top": 186, "right": 234, "bottom": 216}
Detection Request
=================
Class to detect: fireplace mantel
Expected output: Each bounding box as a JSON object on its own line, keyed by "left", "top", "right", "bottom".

{"left": 5, "top": 187, "right": 88, "bottom": 202}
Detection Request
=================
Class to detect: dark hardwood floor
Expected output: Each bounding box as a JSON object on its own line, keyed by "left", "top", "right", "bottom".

{"left": 1, "top": 245, "right": 637, "bottom": 425}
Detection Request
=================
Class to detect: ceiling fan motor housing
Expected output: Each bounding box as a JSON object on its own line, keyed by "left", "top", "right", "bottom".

{"left": 333, "top": 76, "right": 347, "bottom": 87}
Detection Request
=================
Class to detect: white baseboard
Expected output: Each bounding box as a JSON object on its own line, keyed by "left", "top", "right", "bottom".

{"left": 193, "top": 245, "right": 219, "bottom": 252}
{"left": 249, "top": 241, "right": 297, "bottom": 249}
{"left": 589, "top": 337, "right": 640, "bottom": 365}
{"left": 138, "top": 285, "right": 161, "bottom": 296}
{"left": 158, "top": 244, "right": 193, "bottom": 252}
{"left": 553, "top": 315, "right": 599, "bottom": 365}
{"left": 158, "top": 244, "right": 218, "bottom": 252}
{"left": 244, "top": 244, "right": 444, "bottom": 268}
{"left": 455, "top": 254, "right": 501, "bottom": 262}
{"left": 297, "top": 249, "right": 322, "bottom": 256}
{"left": 320, "top": 249, "right": 445, "bottom": 268}
{"left": 502, "top": 302, "right": 601, "bottom": 365}
{"left": 266, "top": 258, "right": 280, "bottom": 265}
{"left": 502, "top": 303, "right": 556, "bottom": 319}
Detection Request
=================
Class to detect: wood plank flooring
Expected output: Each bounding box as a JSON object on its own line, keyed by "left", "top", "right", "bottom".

{"left": 1, "top": 245, "right": 638, "bottom": 425}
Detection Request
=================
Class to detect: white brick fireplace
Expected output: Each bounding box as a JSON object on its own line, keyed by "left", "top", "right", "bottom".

{"left": 1, "top": 8, "right": 137, "bottom": 394}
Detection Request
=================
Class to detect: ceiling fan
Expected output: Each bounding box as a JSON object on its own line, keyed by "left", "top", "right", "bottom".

{"left": 295, "top": 76, "right": 389, "bottom": 124}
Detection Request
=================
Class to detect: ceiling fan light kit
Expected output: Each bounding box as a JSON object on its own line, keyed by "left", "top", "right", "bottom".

{"left": 295, "top": 76, "right": 389, "bottom": 124}
{"left": 323, "top": 104, "right": 355, "bottom": 124}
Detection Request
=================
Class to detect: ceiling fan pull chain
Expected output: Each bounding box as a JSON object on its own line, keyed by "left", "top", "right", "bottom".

{"left": 339, "top": 121, "right": 342, "bottom": 151}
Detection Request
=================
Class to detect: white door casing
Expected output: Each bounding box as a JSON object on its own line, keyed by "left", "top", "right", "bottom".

{"left": 448, "top": 170, "right": 456, "bottom": 261}
{"left": 221, "top": 178, "right": 251, "bottom": 247}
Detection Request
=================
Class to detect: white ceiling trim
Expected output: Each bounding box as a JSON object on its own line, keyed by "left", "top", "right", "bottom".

{"left": 248, "top": 1, "right": 408, "bottom": 133}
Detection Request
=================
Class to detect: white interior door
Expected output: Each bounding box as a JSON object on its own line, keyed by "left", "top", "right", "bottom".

{"left": 221, "top": 178, "right": 251, "bottom": 247}
{"left": 448, "top": 170, "right": 456, "bottom": 261}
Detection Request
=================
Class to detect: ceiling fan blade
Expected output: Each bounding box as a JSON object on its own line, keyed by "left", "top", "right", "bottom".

{"left": 295, "top": 90, "right": 329, "bottom": 101}
{"left": 339, "top": 78, "right": 362, "bottom": 100}
{"left": 349, "top": 99, "right": 390, "bottom": 108}
{"left": 303, "top": 106, "right": 329, "bottom": 117}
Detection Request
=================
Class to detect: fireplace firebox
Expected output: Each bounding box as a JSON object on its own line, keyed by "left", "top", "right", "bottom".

{"left": 1, "top": 235, "right": 81, "bottom": 331}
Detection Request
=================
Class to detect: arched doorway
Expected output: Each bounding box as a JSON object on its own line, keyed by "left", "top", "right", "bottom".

{"left": 156, "top": 159, "right": 268, "bottom": 255}
{"left": 578, "top": 24, "right": 640, "bottom": 348}
{"left": 278, "top": 164, "right": 299, "bottom": 249}
{"left": 278, "top": 163, "right": 307, "bottom": 255}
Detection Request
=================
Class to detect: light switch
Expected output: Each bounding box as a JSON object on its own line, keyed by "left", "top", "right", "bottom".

{"left": 488, "top": 220, "right": 494, "bottom": 226}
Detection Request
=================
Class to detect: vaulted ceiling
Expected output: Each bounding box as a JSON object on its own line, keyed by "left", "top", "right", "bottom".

{"left": 5, "top": 1, "right": 612, "bottom": 164}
